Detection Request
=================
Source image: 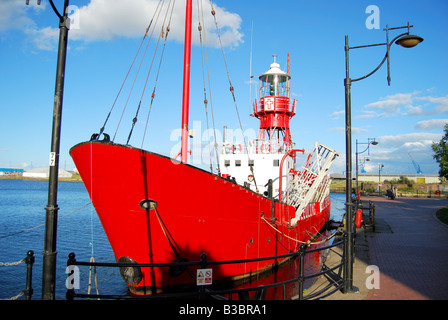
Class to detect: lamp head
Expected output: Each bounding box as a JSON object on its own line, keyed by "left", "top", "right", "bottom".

{"left": 371, "top": 141, "right": 379, "bottom": 145}
{"left": 395, "top": 35, "right": 424, "bottom": 48}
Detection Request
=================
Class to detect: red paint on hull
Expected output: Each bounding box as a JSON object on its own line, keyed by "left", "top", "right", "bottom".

{"left": 70, "top": 141, "right": 330, "bottom": 293}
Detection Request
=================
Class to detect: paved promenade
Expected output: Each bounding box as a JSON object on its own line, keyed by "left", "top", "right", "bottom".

{"left": 322, "top": 196, "right": 448, "bottom": 300}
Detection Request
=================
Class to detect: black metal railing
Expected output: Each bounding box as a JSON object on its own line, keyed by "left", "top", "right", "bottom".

{"left": 65, "top": 235, "right": 346, "bottom": 301}
{"left": 1, "top": 250, "right": 35, "bottom": 300}
{"left": 356, "top": 199, "right": 376, "bottom": 231}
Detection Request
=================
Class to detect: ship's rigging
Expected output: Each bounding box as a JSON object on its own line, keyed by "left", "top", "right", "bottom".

{"left": 91, "top": 0, "right": 251, "bottom": 178}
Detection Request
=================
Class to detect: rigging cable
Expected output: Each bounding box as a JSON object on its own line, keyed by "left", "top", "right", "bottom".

{"left": 88, "top": 142, "right": 99, "bottom": 298}
{"left": 115, "top": 0, "right": 166, "bottom": 142}
{"left": 97, "top": 0, "right": 165, "bottom": 140}
{"left": 197, "top": 0, "right": 214, "bottom": 173}
{"left": 200, "top": 1, "right": 221, "bottom": 175}
{"left": 208, "top": 1, "right": 258, "bottom": 190}
{"left": 127, "top": 0, "right": 175, "bottom": 145}
{"left": 141, "top": 0, "right": 176, "bottom": 148}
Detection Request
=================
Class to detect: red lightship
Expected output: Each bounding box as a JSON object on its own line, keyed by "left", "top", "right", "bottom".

{"left": 70, "top": 0, "right": 337, "bottom": 298}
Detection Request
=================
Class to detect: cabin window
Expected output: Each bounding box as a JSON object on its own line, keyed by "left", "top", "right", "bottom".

{"left": 248, "top": 159, "right": 254, "bottom": 166}
{"left": 235, "top": 160, "right": 241, "bottom": 167}
{"left": 273, "top": 160, "right": 279, "bottom": 167}
{"left": 225, "top": 160, "right": 230, "bottom": 167}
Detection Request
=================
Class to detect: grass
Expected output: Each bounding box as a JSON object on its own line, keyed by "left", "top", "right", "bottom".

{"left": 436, "top": 207, "right": 448, "bottom": 225}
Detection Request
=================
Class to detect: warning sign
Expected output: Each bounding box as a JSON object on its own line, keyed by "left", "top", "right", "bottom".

{"left": 196, "top": 268, "right": 212, "bottom": 286}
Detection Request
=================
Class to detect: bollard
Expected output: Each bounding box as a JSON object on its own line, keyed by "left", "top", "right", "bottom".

{"left": 23, "top": 250, "right": 35, "bottom": 300}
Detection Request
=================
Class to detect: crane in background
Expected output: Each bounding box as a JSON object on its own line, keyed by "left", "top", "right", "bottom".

{"left": 408, "top": 153, "right": 423, "bottom": 174}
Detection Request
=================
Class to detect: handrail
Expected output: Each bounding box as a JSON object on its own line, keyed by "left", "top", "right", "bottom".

{"left": 66, "top": 234, "right": 346, "bottom": 301}
{"left": 278, "top": 149, "right": 304, "bottom": 201}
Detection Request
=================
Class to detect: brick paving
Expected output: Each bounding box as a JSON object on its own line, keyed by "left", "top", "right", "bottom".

{"left": 322, "top": 196, "right": 448, "bottom": 300}
{"left": 365, "top": 197, "right": 448, "bottom": 300}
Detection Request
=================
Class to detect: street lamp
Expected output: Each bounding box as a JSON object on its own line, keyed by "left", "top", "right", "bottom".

{"left": 27, "top": 0, "right": 72, "bottom": 300}
{"left": 343, "top": 22, "right": 423, "bottom": 294}
{"left": 355, "top": 138, "right": 378, "bottom": 199}
{"left": 396, "top": 35, "right": 424, "bottom": 48}
{"left": 378, "top": 163, "right": 384, "bottom": 193}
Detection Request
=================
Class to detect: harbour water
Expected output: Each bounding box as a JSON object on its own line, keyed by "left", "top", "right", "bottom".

{"left": 0, "top": 179, "right": 345, "bottom": 300}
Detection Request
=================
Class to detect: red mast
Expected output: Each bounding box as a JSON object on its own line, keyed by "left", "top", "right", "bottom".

{"left": 253, "top": 55, "right": 296, "bottom": 151}
{"left": 180, "top": 0, "right": 192, "bottom": 163}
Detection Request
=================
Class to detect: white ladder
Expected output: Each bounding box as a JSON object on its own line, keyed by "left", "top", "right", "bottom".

{"left": 285, "top": 142, "right": 338, "bottom": 227}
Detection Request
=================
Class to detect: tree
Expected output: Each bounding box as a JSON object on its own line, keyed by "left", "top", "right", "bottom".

{"left": 432, "top": 123, "right": 448, "bottom": 180}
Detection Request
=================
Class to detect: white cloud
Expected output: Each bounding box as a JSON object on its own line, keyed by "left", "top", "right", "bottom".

{"left": 416, "top": 95, "right": 448, "bottom": 115}
{"left": 329, "top": 126, "right": 367, "bottom": 135}
{"left": 356, "top": 110, "right": 383, "bottom": 119}
{"left": 359, "top": 134, "right": 441, "bottom": 174}
{"left": 378, "top": 132, "right": 442, "bottom": 150}
{"left": 414, "top": 119, "right": 448, "bottom": 131}
{"left": 361, "top": 93, "right": 448, "bottom": 118}
{"left": 363, "top": 92, "right": 416, "bottom": 117}
{"left": 2, "top": 0, "right": 244, "bottom": 51}
{"left": 329, "top": 110, "right": 344, "bottom": 119}
{"left": 0, "top": 0, "right": 43, "bottom": 32}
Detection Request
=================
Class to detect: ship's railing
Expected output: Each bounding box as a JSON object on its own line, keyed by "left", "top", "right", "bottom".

{"left": 285, "top": 143, "right": 338, "bottom": 227}
{"left": 0, "top": 250, "right": 35, "bottom": 300}
{"left": 64, "top": 232, "right": 347, "bottom": 301}
{"left": 222, "top": 139, "right": 291, "bottom": 155}
{"left": 253, "top": 96, "right": 295, "bottom": 115}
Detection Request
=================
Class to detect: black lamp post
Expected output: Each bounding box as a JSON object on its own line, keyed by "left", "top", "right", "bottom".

{"left": 27, "top": 0, "right": 71, "bottom": 300}
{"left": 355, "top": 138, "right": 378, "bottom": 198}
{"left": 343, "top": 22, "right": 423, "bottom": 294}
{"left": 378, "top": 163, "right": 384, "bottom": 193}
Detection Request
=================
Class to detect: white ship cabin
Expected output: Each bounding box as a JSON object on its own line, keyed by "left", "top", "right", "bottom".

{"left": 219, "top": 142, "right": 295, "bottom": 198}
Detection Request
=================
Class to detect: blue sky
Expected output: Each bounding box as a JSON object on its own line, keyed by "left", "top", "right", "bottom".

{"left": 1, "top": 0, "right": 447, "bottom": 176}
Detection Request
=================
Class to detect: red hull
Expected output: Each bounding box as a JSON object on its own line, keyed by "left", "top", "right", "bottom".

{"left": 70, "top": 141, "right": 331, "bottom": 294}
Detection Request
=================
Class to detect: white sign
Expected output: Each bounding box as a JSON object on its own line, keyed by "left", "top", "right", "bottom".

{"left": 49, "top": 152, "right": 56, "bottom": 167}
{"left": 196, "top": 268, "right": 212, "bottom": 286}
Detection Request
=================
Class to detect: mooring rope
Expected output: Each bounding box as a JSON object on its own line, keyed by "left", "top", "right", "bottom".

{"left": 260, "top": 216, "right": 337, "bottom": 245}
{"left": 87, "top": 256, "right": 100, "bottom": 299}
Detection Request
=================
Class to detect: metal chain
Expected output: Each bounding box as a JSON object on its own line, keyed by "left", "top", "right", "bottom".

{"left": 1, "top": 291, "right": 24, "bottom": 301}
{"left": 0, "top": 259, "right": 25, "bottom": 267}
{"left": 0, "top": 259, "right": 26, "bottom": 300}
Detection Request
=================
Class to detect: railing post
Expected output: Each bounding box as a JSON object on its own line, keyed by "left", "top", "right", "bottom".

{"left": 66, "top": 252, "right": 76, "bottom": 300}
{"left": 199, "top": 253, "right": 207, "bottom": 300}
{"left": 23, "top": 250, "right": 35, "bottom": 300}
{"left": 298, "top": 244, "right": 307, "bottom": 300}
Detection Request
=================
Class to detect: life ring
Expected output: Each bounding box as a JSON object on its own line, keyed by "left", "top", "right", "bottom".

{"left": 248, "top": 175, "right": 254, "bottom": 182}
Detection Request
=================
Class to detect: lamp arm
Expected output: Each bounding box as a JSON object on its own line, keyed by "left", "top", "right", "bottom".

{"left": 351, "top": 32, "right": 408, "bottom": 83}
{"left": 49, "top": 0, "right": 69, "bottom": 22}
{"left": 357, "top": 145, "right": 371, "bottom": 155}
